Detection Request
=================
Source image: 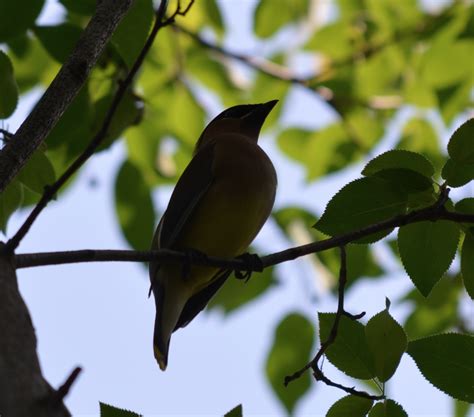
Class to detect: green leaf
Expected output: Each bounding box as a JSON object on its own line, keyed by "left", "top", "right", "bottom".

{"left": 60, "top": 0, "right": 95, "bottom": 15}
{"left": 46, "top": 86, "right": 91, "bottom": 154}
{"left": 401, "top": 275, "right": 462, "bottom": 339}
{"left": 441, "top": 158, "right": 474, "bottom": 188}
{"left": 34, "top": 24, "right": 83, "bottom": 63}
{"left": 254, "top": 0, "right": 309, "bottom": 38}
{"left": 365, "top": 310, "right": 407, "bottom": 382}
{"left": 368, "top": 400, "right": 408, "bottom": 417}
{"left": 454, "top": 198, "right": 474, "bottom": 230}
{"left": 319, "top": 313, "right": 375, "bottom": 380}
{"left": 99, "top": 402, "right": 142, "bottom": 417}
{"left": 266, "top": 312, "right": 314, "bottom": 414}
{"left": 397, "top": 119, "right": 443, "bottom": 173}
{"left": 0, "top": 180, "right": 23, "bottom": 233}
{"left": 461, "top": 232, "right": 474, "bottom": 299}
{"left": 7, "top": 36, "right": 55, "bottom": 93}
{"left": 326, "top": 395, "right": 373, "bottom": 417}
{"left": 447, "top": 118, "right": 474, "bottom": 165}
{"left": 114, "top": 160, "right": 154, "bottom": 250}
{"left": 203, "top": 0, "right": 224, "bottom": 34}
{"left": 407, "top": 333, "right": 474, "bottom": 403}
{"left": 208, "top": 266, "right": 275, "bottom": 314}
{"left": 454, "top": 400, "right": 472, "bottom": 417}
{"left": 398, "top": 221, "right": 460, "bottom": 296}
{"left": 315, "top": 177, "right": 407, "bottom": 243}
{"left": 305, "top": 21, "right": 353, "bottom": 60}
{"left": 17, "top": 150, "right": 55, "bottom": 194}
{"left": 362, "top": 150, "right": 435, "bottom": 179}
{"left": 112, "top": 0, "right": 153, "bottom": 68}
{"left": 277, "top": 125, "right": 360, "bottom": 181}
{"left": 420, "top": 40, "right": 474, "bottom": 88}
{"left": 91, "top": 90, "right": 144, "bottom": 151}
{"left": 0, "top": 0, "right": 44, "bottom": 42}
{"left": 224, "top": 404, "right": 243, "bottom": 417}
{"left": 0, "top": 51, "right": 19, "bottom": 118}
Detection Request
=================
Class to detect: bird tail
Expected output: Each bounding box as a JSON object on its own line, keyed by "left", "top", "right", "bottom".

{"left": 153, "top": 280, "right": 188, "bottom": 371}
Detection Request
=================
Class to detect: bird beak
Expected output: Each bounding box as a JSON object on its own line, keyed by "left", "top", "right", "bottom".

{"left": 242, "top": 99, "right": 278, "bottom": 139}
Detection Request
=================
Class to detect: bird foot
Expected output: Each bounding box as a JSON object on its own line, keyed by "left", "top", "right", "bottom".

{"left": 181, "top": 248, "right": 208, "bottom": 280}
{"left": 234, "top": 253, "right": 264, "bottom": 282}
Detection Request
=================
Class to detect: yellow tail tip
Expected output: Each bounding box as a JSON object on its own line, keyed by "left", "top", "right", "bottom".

{"left": 154, "top": 345, "right": 167, "bottom": 371}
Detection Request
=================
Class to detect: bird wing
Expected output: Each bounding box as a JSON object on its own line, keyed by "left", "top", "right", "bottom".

{"left": 149, "top": 142, "right": 216, "bottom": 281}
{"left": 174, "top": 269, "right": 231, "bottom": 330}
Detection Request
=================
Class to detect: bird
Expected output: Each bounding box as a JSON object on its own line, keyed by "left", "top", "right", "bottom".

{"left": 149, "top": 100, "right": 278, "bottom": 370}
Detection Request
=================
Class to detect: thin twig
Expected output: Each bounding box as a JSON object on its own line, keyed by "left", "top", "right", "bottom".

{"left": 3, "top": 0, "right": 196, "bottom": 254}
{"left": 48, "top": 366, "right": 82, "bottom": 407}
{"left": 284, "top": 246, "right": 384, "bottom": 400}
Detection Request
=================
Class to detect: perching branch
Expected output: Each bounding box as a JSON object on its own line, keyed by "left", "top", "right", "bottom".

{"left": 3, "top": 0, "right": 195, "bottom": 253}
{"left": 0, "top": 0, "right": 135, "bottom": 193}
{"left": 14, "top": 193, "right": 474, "bottom": 270}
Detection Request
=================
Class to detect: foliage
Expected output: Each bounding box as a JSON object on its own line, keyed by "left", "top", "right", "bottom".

{"left": 1, "top": 0, "right": 473, "bottom": 416}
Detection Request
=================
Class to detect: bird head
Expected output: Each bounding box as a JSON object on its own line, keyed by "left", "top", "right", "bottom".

{"left": 194, "top": 100, "right": 278, "bottom": 153}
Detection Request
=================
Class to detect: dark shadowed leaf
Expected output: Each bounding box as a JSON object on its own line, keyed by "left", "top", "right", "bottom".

{"left": 442, "top": 158, "right": 474, "bottom": 188}
{"left": 254, "top": 0, "right": 309, "bottom": 38}
{"left": 368, "top": 400, "right": 408, "bottom": 417}
{"left": 407, "top": 333, "right": 474, "bottom": 403}
{"left": 0, "top": 51, "right": 19, "bottom": 118}
{"left": 99, "top": 402, "right": 142, "bottom": 417}
{"left": 315, "top": 177, "right": 407, "bottom": 243}
{"left": 0, "top": 0, "right": 44, "bottom": 42}
{"left": 114, "top": 160, "right": 154, "bottom": 250}
{"left": 34, "top": 24, "right": 83, "bottom": 63}
{"left": 0, "top": 180, "right": 23, "bottom": 233}
{"left": 447, "top": 118, "right": 474, "bottom": 165}
{"left": 112, "top": 0, "right": 153, "bottom": 68}
{"left": 461, "top": 231, "right": 474, "bottom": 299}
{"left": 362, "top": 150, "right": 434, "bottom": 178}
{"left": 398, "top": 221, "right": 459, "bottom": 296}
{"left": 365, "top": 310, "right": 407, "bottom": 382}
{"left": 266, "top": 312, "right": 314, "bottom": 414}
{"left": 60, "top": 0, "right": 96, "bottom": 15}
{"left": 326, "top": 395, "right": 373, "bottom": 417}
{"left": 17, "top": 150, "right": 55, "bottom": 194}
{"left": 319, "top": 313, "right": 375, "bottom": 379}
{"left": 224, "top": 404, "right": 242, "bottom": 417}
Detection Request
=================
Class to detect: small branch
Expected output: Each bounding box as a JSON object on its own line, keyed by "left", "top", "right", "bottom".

{"left": 4, "top": 0, "right": 196, "bottom": 253}
{"left": 285, "top": 246, "right": 384, "bottom": 400}
{"left": 48, "top": 367, "right": 82, "bottom": 407}
{"left": 0, "top": 0, "right": 135, "bottom": 193}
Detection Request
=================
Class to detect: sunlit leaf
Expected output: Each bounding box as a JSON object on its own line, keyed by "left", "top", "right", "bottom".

{"left": 254, "top": 0, "right": 309, "bottom": 38}
{"left": 266, "top": 312, "right": 314, "bottom": 414}
{"left": 114, "top": 160, "right": 155, "bottom": 250}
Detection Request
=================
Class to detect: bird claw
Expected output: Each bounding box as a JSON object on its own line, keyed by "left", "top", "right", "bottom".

{"left": 234, "top": 253, "right": 263, "bottom": 282}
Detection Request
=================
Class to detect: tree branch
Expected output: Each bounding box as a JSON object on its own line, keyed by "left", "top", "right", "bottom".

{"left": 0, "top": 245, "right": 70, "bottom": 416}
{"left": 14, "top": 205, "right": 474, "bottom": 270}
{"left": 0, "top": 0, "right": 135, "bottom": 193}
{"left": 4, "top": 0, "right": 196, "bottom": 253}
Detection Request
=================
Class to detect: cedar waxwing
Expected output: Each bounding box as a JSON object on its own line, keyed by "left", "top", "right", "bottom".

{"left": 149, "top": 100, "right": 278, "bottom": 370}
